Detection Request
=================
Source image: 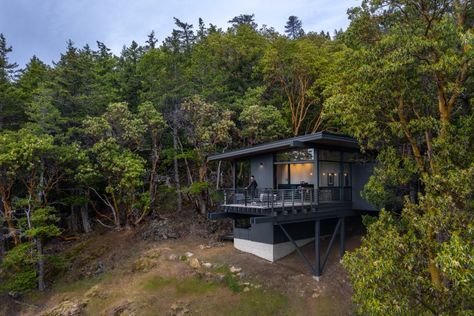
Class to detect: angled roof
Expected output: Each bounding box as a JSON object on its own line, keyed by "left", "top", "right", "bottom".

{"left": 208, "top": 132, "right": 359, "bottom": 161}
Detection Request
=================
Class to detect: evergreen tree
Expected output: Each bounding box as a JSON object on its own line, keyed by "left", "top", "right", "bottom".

{"left": 284, "top": 16, "right": 304, "bottom": 39}
{"left": 173, "top": 18, "right": 195, "bottom": 53}
{"left": 0, "top": 34, "right": 19, "bottom": 130}
{"left": 145, "top": 31, "right": 158, "bottom": 50}
{"left": 228, "top": 14, "right": 258, "bottom": 29}
{"left": 117, "top": 41, "right": 144, "bottom": 109}
{"left": 196, "top": 18, "right": 207, "bottom": 40}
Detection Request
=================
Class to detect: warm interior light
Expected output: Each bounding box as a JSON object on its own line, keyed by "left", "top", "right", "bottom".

{"left": 322, "top": 172, "right": 326, "bottom": 176}
{"left": 309, "top": 172, "right": 313, "bottom": 176}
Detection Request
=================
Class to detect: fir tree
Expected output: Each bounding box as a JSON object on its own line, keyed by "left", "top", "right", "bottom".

{"left": 173, "top": 18, "right": 195, "bottom": 53}
{"left": 146, "top": 31, "right": 158, "bottom": 50}
{"left": 228, "top": 14, "right": 258, "bottom": 29}
{"left": 284, "top": 16, "right": 304, "bottom": 39}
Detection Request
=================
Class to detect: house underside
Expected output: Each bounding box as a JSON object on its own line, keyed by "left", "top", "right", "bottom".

{"left": 208, "top": 132, "right": 376, "bottom": 276}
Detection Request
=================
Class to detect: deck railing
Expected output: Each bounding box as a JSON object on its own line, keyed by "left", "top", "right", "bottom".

{"left": 220, "top": 188, "right": 317, "bottom": 208}
{"left": 318, "top": 187, "right": 352, "bottom": 203}
{"left": 219, "top": 187, "right": 352, "bottom": 208}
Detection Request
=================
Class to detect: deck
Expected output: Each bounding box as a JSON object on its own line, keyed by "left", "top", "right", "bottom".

{"left": 215, "top": 188, "right": 352, "bottom": 217}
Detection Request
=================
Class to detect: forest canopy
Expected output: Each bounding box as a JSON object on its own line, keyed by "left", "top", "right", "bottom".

{"left": 0, "top": 1, "right": 473, "bottom": 314}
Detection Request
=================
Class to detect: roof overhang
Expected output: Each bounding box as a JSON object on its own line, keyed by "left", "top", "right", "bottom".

{"left": 208, "top": 132, "right": 359, "bottom": 162}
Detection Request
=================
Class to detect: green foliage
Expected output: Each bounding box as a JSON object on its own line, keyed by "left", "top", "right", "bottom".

{"left": 182, "top": 182, "right": 209, "bottom": 195}
{"left": 336, "top": 2, "right": 474, "bottom": 314}
{"left": 1, "top": 243, "right": 37, "bottom": 293}
{"left": 345, "top": 126, "right": 474, "bottom": 315}
{"left": 362, "top": 147, "right": 418, "bottom": 209}
{"left": 24, "top": 206, "right": 61, "bottom": 239}
{"left": 261, "top": 36, "right": 330, "bottom": 135}
{"left": 238, "top": 86, "right": 289, "bottom": 145}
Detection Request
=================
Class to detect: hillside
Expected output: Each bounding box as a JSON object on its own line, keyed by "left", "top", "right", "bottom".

{"left": 2, "top": 210, "right": 361, "bottom": 316}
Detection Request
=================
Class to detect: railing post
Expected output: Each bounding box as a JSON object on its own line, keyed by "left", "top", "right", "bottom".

{"left": 224, "top": 190, "right": 227, "bottom": 205}
{"left": 282, "top": 190, "right": 285, "bottom": 209}
{"left": 291, "top": 189, "right": 295, "bottom": 212}
{"left": 244, "top": 189, "right": 247, "bottom": 206}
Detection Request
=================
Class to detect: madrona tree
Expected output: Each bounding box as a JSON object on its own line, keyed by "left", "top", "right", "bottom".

{"left": 324, "top": 0, "right": 474, "bottom": 314}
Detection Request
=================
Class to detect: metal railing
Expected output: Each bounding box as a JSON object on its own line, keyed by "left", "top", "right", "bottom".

{"left": 221, "top": 188, "right": 317, "bottom": 208}
{"left": 219, "top": 187, "right": 352, "bottom": 208}
{"left": 318, "top": 187, "right": 352, "bottom": 203}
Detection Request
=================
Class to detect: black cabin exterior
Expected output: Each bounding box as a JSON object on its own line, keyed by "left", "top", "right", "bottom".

{"left": 208, "top": 132, "right": 376, "bottom": 276}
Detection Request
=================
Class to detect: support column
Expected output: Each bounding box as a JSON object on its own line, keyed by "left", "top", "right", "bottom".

{"left": 232, "top": 160, "right": 237, "bottom": 190}
{"left": 340, "top": 217, "right": 346, "bottom": 259}
{"left": 315, "top": 219, "right": 321, "bottom": 277}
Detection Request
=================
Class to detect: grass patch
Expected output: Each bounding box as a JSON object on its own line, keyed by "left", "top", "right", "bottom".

{"left": 212, "top": 264, "right": 242, "bottom": 293}
{"left": 143, "top": 276, "right": 173, "bottom": 291}
{"left": 53, "top": 273, "right": 111, "bottom": 294}
{"left": 144, "top": 276, "right": 218, "bottom": 295}
{"left": 175, "top": 277, "right": 218, "bottom": 295}
{"left": 223, "top": 272, "right": 241, "bottom": 293}
{"left": 230, "top": 288, "right": 289, "bottom": 316}
{"left": 63, "top": 239, "right": 94, "bottom": 261}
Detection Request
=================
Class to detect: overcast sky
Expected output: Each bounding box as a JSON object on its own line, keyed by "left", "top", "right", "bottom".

{"left": 1, "top": 0, "right": 360, "bottom": 68}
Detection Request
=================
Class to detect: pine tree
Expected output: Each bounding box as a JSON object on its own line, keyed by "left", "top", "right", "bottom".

{"left": 285, "top": 16, "right": 304, "bottom": 39}
{"left": 117, "top": 41, "right": 144, "bottom": 109}
{"left": 0, "top": 34, "right": 19, "bottom": 130}
{"left": 145, "top": 31, "right": 158, "bottom": 50}
{"left": 197, "top": 18, "right": 207, "bottom": 40}
{"left": 228, "top": 14, "right": 258, "bottom": 29}
{"left": 173, "top": 18, "right": 195, "bottom": 53}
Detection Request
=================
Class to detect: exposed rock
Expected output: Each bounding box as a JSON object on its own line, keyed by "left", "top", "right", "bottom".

{"left": 40, "top": 300, "right": 85, "bottom": 316}
{"left": 189, "top": 258, "right": 201, "bottom": 269}
{"left": 142, "top": 219, "right": 180, "bottom": 241}
{"left": 168, "top": 300, "right": 190, "bottom": 316}
{"left": 106, "top": 301, "right": 143, "bottom": 316}
{"left": 168, "top": 254, "right": 179, "bottom": 261}
{"left": 197, "top": 242, "right": 224, "bottom": 249}
{"left": 131, "top": 257, "right": 157, "bottom": 272}
{"left": 84, "top": 284, "right": 107, "bottom": 301}
{"left": 79, "top": 261, "right": 106, "bottom": 279}
{"left": 213, "top": 273, "right": 226, "bottom": 283}
{"left": 202, "top": 262, "right": 212, "bottom": 268}
{"left": 95, "top": 261, "right": 105, "bottom": 275}
{"left": 184, "top": 252, "right": 194, "bottom": 258}
{"left": 229, "top": 266, "right": 241, "bottom": 273}
{"left": 243, "top": 287, "right": 250, "bottom": 292}
{"left": 143, "top": 248, "right": 161, "bottom": 259}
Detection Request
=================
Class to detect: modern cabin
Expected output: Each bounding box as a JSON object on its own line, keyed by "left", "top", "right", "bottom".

{"left": 208, "top": 132, "right": 376, "bottom": 276}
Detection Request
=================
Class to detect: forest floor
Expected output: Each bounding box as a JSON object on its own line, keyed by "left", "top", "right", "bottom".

{"left": 2, "top": 209, "right": 362, "bottom": 316}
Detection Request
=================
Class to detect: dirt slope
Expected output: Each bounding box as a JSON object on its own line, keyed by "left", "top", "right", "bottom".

{"left": 4, "top": 213, "right": 360, "bottom": 316}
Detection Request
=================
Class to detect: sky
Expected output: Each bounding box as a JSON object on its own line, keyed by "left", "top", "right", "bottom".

{"left": 0, "top": 0, "right": 360, "bottom": 68}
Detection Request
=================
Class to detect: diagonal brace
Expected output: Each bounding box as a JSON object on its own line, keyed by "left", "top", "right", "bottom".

{"left": 277, "top": 222, "right": 318, "bottom": 276}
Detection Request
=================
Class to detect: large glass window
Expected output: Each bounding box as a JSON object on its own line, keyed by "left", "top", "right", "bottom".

{"left": 275, "top": 163, "right": 314, "bottom": 186}
{"left": 290, "top": 163, "right": 314, "bottom": 185}
{"left": 276, "top": 164, "right": 289, "bottom": 185}
{"left": 319, "top": 162, "right": 340, "bottom": 187}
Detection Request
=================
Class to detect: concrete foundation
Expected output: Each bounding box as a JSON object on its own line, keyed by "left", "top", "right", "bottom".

{"left": 234, "top": 237, "right": 314, "bottom": 262}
